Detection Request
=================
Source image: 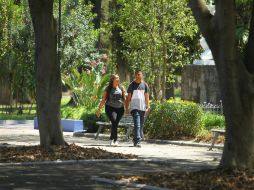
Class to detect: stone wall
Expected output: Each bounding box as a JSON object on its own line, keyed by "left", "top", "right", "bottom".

{"left": 181, "top": 65, "right": 221, "bottom": 104}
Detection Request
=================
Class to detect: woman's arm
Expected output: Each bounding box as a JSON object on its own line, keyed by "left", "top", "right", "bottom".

{"left": 122, "top": 88, "right": 126, "bottom": 103}
{"left": 96, "top": 91, "right": 107, "bottom": 117}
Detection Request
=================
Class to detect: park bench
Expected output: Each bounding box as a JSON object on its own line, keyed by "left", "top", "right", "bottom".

{"left": 95, "top": 115, "right": 136, "bottom": 141}
{"left": 209, "top": 128, "right": 225, "bottom": 150}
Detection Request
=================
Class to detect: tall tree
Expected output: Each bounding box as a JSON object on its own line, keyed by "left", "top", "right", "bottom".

{"left": 115, "top": 0, "right": 199, "bottom": 100}
{"left": 111, "top": 0, "right": 130, "bottom": 82}
{"left": 60, "top": 0, "right": 98, "bottom": 74}
{"left": 189, "top": 0, "right": 254, "bottom": 169}
{"left": 0, "top": 0, "right": 9, "bottom": 59}
{"left": 28, "top": 0, "right": 65, "bottom": 148}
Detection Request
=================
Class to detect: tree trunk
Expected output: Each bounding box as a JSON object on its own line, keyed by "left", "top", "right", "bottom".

{"left": 160, "top": 0, "right": 167, "bottom": 101}
{"left": 165, "top": 82, "right": 174, "bottom": 99}
{"left": 150, "top": 46, "right": 161, "bottom": 100}
{"left": 189, "top": 0, "right": 254, "bottom": 169}
{"left": 28, "top": 0, "right": 65, "bottom": 149}
{"left": 116, "top": 58, "right": 130, "bottom": 82}
{"left": 112, "top": 28, "right": 130, "bottom": 82}
{"left": 218, "top": 1, "right": 254, "bottom": 168}
{"left": 99, "top": 0, "right": 111, "bottom": 50}
{"left": 161, "top": 45, "right": 167, "bottom": 100}
{"left": 111, "top": 0, "right": 130, "bottom": 82}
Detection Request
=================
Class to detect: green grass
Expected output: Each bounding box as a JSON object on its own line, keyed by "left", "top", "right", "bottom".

{"left": 202, "top": 112, "right": 225, "bottom": 130}
{"left": 0, "top": 114, "right": 36, "bottom": 120}
{"left": 174, "top": 88, "right": 181, "bottom": 98}
{"left": 0, "top": 104, "right": 36, "bottom": 114}
{"left": 197, "top": 112, "right": 225, "bottom": 138}
{"left": 0, "top": 96, "right": 71, "bottom": 120}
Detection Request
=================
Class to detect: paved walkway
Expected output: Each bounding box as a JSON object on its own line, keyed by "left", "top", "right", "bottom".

{"left": 0, "top": 124, "right": 223, "bottom": 189}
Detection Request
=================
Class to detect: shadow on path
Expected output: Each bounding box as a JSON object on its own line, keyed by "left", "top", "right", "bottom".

{"left": 0, "top": 160, "right": 217, "bottom": 190}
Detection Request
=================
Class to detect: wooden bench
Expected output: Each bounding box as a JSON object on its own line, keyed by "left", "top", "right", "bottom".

{"left": 209, "top": 128, "right": 225, "bottom": 150}
{"left": 95, "top": 115, "right": 135, "bottom": 141}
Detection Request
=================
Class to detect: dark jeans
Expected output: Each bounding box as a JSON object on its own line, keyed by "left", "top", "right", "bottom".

{"left": 131, "top": 109, "right": 145, "bottom": 144}
{"left": 105, "top": 105, "right": 124, "bottom": 141}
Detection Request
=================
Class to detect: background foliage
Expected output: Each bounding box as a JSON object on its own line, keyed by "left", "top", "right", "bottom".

{"left": 145, "top": 100, "right": 203, "bottom": 139}
{"left": 112, "top": 0, "right": 201, "bottom": 99}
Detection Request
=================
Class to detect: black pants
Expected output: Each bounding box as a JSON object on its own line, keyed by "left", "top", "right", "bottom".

{"left": 105, "top": 105, "right": 124, "bottom": 141}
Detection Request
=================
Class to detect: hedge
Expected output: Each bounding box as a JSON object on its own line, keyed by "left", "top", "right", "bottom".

{"left": 144, "top": 100, "right": 203, "bottom": 139}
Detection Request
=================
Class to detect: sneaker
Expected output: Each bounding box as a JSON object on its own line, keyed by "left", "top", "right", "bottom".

{"left": 134, "top": 142, "right": 141, "bottom": 147}
{"left": 114, "top": 141, "right": 119, "bottom": 146}
{"left": 110, "top": 140, "right": 114, "bottom": 146}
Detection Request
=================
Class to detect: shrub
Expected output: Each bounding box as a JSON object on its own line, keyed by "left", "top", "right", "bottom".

{"left": 80, "top": 112, "right": 108, "bottom": 133}
{"left": 144, "top": 100, "right": 203, "bottom": 139}
{"left": 61, "top": 106, "right": 86, "bottom": 120}
{"left": 201, "top": 112, "right": 225, "bottom": 130}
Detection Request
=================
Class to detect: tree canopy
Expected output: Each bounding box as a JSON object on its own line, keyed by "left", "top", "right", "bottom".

{"left": 112, "top": 0, "right": 200, "bottom": 99}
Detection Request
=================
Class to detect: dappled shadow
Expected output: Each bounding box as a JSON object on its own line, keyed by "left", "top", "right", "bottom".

{"left": 0, "top": 126, "right": 223, "bottom": 189}
{"left": 0, "top": 163, "right": 138, "bottom": 190}
{"left": 0, "top": 159, "right": 217, "bottom": 189}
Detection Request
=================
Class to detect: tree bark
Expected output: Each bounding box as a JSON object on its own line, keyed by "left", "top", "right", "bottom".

{"left": 111, "top": 0, "right": 130, "bottom": 82}
{"left": 28, "top": 0, "right": 65, "bottom": 149}
{"left": 112, "top": 27, "right": 130, "bottom": 82}
{"left": 161, "top": 44, "right": 167, "bottom": 100}
{"left": 244, "top": 2, "right": 254, "bottom": 74}
{"left": 165, "top": 82, "right": 174, "bottom": 99}
{"left": 189, "top": 0, "right": 254, "bottom": 169}
{"left": 159, "top": 0, "right": 167, "bottom": 101}
{"left": 151, "top": 50, "right": 162, "bottom": 100}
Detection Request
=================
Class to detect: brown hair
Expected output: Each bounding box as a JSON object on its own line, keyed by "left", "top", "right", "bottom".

{"left": 135, "top": 69, "right": 142, "bottom": 75}
{"left": 108, "top": 74, "right": 119, "bottom": 87}
{"left": 106, "top": 74, "right": 119, "bottom": 94}
{"left": 105, "top": 74, "right": 124, "bottom": 100}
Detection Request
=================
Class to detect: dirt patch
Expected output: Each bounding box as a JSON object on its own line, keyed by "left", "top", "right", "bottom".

{"left": 0, "top": 144, "right": 137, "bottom": 163}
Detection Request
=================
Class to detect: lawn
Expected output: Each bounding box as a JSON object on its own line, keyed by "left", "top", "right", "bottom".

{"left": 0, "top": 96, "right": 71, "bottom": 120}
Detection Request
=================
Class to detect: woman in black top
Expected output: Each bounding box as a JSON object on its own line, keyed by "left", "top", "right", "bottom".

{"left": 96, "top": 74, "right": 126, "bottom": 146}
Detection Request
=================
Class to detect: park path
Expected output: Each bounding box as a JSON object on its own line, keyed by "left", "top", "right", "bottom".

{"left": 0, "top": 161, "right": 171, "bottom": 190}
{"left": 0, "top": 124, "right": 222, "bottom": 189}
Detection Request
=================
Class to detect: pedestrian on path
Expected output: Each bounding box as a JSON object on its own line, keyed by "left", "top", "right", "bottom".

{"left": 96, "top": 74, "right": 126, "bottom": 146}
{"left": 126, "top": 69, "right": 150, "bottom": 147}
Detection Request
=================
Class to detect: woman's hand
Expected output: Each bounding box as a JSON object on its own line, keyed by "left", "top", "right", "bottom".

{"left": 96, "top": 91, "right": 107, "bottom": 118}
